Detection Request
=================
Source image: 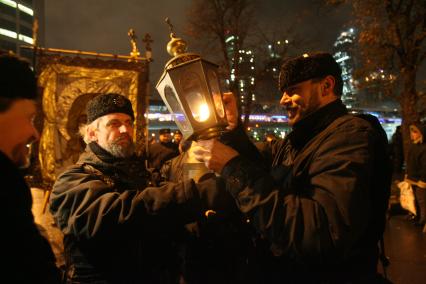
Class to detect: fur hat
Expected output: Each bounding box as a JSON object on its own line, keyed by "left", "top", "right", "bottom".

{"left": 0, "top": 52, "right": 37, "bottom": 101}
{"left": 86, "top": 93, "right": 134, "bottom": 123}
{"left": 278, "top": 52, "right": 342, "bottom": 93}
{"left": 159, "top": 128, "right": 171, "bottom": 135}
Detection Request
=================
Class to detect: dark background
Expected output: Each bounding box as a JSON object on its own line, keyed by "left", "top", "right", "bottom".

{"left": 44, "top": 0, "right": 352, "bottom": 82}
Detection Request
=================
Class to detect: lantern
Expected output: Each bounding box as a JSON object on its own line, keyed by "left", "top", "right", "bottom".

{"left": 156, "top": 19, "right": 228, "bottom": 141}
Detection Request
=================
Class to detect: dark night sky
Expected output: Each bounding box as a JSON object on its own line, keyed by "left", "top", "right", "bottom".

{"left": 44, "top": 0, "right": 352, "bottom": 82}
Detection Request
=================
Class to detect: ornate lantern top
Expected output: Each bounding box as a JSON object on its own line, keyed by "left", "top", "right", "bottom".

{"left": 166, "top": 17, "right": 187, "bottom": 57}
{"left": 162, "top": 18, "right": 201, "bottom": 71}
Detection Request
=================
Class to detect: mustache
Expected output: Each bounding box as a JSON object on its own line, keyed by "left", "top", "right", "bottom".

{"left": 116, "top": 134, "right": 131, "bottom": 141}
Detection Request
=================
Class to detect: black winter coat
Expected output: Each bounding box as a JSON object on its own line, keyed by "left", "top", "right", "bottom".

{"left": 50, "top": 142, "right": 226, "bottom": 284}
{"left": 220, "top": 100, "right": 391, "bottom": 283}
{"left": 160, "top": 150, "right": 255, "bottom": 284}
{"left": 406, "top": 123, "right": 426, "bottom": 183}
{"left": 0, "top": 151, "right": 61, "bottom": 283}
{"left": 147, "top": 141, "right": 179, "bottom": 170}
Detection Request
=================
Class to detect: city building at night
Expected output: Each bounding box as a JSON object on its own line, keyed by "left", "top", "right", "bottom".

{"left": 225, "top": 33, "right": 256, "bottom": 115}
{"left": 333, "top": 27, "right": 358, "bottom": 109}
{"left": 333, "top": 27, "right": 400, "bottom": 139}
{"left": 238, "top": 37, "right": 293, "bottom": 141}
{"left": 0, "top": 0, "right": 44, "bottom": 61}
{"left": 264, "top": 39, "right": 291, "bottom": 80}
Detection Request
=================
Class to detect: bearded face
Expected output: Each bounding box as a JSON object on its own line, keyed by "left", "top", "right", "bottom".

{"left": 91, "top": 113, "right": 135, "bottom": 158}
{"left": 107, "top": 133, "right": 135, "bottom": 158}
{"left": 279, "top": 80, "right": 322, "bottom": 126}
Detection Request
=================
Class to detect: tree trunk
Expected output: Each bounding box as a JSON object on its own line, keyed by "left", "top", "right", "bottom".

{"left": 400, "top": 66, "right": 419, "bottom": 162}
{"left": 242, "top": 93, "right": 252, "bottom": 127}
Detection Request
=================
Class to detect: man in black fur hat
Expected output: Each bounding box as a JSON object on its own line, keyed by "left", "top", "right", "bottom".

{"left": 193, "top": 52, "right": 392, "bottom": 282}
{"left": 0, "top": 52, "right": 62, "bottom": 283}
{"left": 147, "top": 127, "right": 179, "bottom": 170}
{"left": 49, "top": 93, "right": 234, "bottom": 283}
{"left": 173, "top": 129, "right": 183, "bottom": 146}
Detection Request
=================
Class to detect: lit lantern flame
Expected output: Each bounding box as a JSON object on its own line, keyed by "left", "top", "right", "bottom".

{"left": 194, "top": 103, "right": 210, "bottom": 122}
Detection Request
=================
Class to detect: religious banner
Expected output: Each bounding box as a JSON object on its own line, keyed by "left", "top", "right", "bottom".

{"left": 35, "top": 54, "right": 149, "bottom": 185}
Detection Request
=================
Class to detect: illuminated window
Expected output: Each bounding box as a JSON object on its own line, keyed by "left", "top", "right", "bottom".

{"left": 0, "top": 28, "right": 17, "bottom": 39}
{"left": 18, "top": 34, "right": 33, "bottom": 44}
{"left": 0, "top": 0, "right": 17, "bottom": 8}
{"left": 18, "top": 3, "right": 33, "bottom": 15}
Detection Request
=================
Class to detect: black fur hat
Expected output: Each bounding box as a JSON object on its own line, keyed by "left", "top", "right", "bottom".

{"left": 86, "top": 93, "right": 134, "bottom": 123}
{"left": 278, "top": 52, "right": 342, "bottom": 93}
{"left": 159, "top": 128, "right": 171, "bottom": 135}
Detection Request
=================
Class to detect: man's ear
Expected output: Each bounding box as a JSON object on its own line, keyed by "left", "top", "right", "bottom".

{"left": 86, "top": 125, "right": 98, "bottom": 142}
{"left": 322, "top": 75, "right": 335, "bottom": 96}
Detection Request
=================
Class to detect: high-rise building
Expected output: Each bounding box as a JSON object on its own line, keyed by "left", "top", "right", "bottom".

{"left": 333, "top": 28, "right": 400, "bottom": 140}
{"left": 225, "top": 34, "right": 256, "bottom": 113}
{"left": 256, "top": 39, "right": 292, "bottom": 106}
{"left": 333, "top": 28, "right": 357, "bottom": 108}
{"left": 0, "top": 0, "right": 44, "bottom": 61}
{"left": 264, "top": 39, "right": 291, "bottom": 79}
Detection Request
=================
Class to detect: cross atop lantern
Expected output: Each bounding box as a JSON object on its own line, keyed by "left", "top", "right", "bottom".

{"left": 156, "top": 18, "right": 228, "bottom": 141}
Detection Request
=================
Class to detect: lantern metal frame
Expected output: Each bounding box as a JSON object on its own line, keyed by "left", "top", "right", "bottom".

{"left": 156, "top": 23, "right": 228, "bottom": 141}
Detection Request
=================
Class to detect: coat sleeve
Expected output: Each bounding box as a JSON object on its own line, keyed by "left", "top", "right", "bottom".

{"left": 49, "top": 165, "right": 208, "bottom": 240}
{"left": 221, "top": 120, "right": 377, "bottom": 262}
{"left": 220, "top": 123, "right": 268, "bottom": 169}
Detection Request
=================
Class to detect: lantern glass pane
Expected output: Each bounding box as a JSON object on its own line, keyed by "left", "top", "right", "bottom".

{"left": 207, "top": 70, "right": 225, "bottom": 118}
{"left": 164, "top": 85, "right": 191, "bottom": 131}
{"left": 181, "top": 72, "right": 210, "bottom": 122}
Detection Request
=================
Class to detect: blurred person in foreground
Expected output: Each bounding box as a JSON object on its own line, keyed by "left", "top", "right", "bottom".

{"left": 193, "top": 52, "right": 391, "bottom": 283}
{"left": 160, "top": 139, "right": 254, "bottom": 284}
{"left": 405, "top": 122, "right": 426, "bottom": 227}
{"left": 49, "top": 93, "right": 233, "bottom": 284}
{"left": 0, "top": 52, "right": 61, "bottom": 283}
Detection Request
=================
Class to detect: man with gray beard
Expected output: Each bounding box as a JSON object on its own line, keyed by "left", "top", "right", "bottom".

{"left": 50, "top": 93, "right": 234, "bottom": 283}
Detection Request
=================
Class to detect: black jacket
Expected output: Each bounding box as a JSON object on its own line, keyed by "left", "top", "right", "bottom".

{"left": 160, "top": 149, "right": 255, "bottom": 284}
{"left": 406, "top": 123, "right": 426, "bottom": 183}
{"left": 50, "top": 142, "right": 227, "bottom": 283}
{"left": 0, "top": 151, "right": 61, "bottom": 283}
{"left": 220, "top": 100, "right": 391, "bottom": 283}
{"left": 147, "top": 141, "right": 179, "bottom": 170}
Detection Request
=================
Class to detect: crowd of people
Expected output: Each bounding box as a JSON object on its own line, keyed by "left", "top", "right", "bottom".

{"left": 4, "top": 49, "right": 425, "bottom": 283}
